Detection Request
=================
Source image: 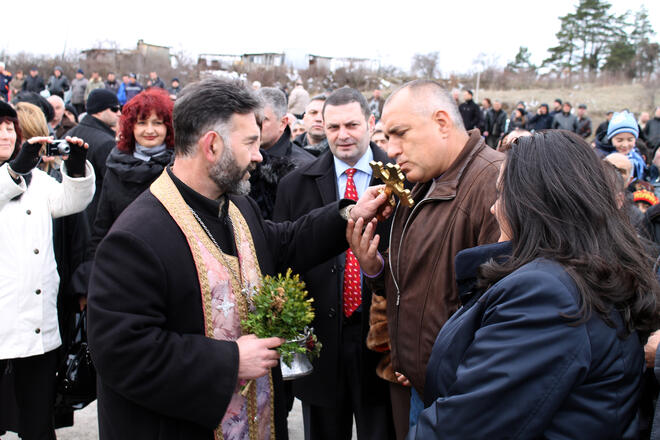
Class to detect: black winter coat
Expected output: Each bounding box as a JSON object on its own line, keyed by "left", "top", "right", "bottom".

{"left": 88, "top": 147, "right": 173, "bottom": 257}
{"left": 21, "top": 75, "right": 45, "bottom": 93}
{"left": 273, "top": 144, "right": 394, "bottom": 408}
{"left": 65, "top": 115, "right": 117, "bottom": 227}
{"left": 411, "top": 243, "right": 644, "bottom": 439}
{"left": 249, "top": 127, "right": 315, "bottom": 220}
{"left": 459, "top": 99, "right": 482, "bottom": 131}
{"left": 88, "top": 168, "right": 353, "bottom": 440}
{"left": 485, "top": 109, "right": 507, "bottom": 148}
{"left": 528, "top": 113, "right": 554, "bottom": 131}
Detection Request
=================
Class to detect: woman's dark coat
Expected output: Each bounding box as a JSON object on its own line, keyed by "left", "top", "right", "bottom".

{"left": 410, "top": 244, "right": 644, "bottom": 440}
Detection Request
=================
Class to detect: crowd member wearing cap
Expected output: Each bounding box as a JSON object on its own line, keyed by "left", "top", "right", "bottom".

{"left": 0, "top": 100, "right": 94, "bottom": 440}
{"left": 167, "top": 78, "right": 181, "bottom": 100}
{"left": 47, "top": 66, "right": 70, "bottom": 98}
{"left": 22, "top": 67, "right": 45, "bottom": 94}
{"left": 605, "top": 111, "right": 646, "bottom": 181}
{"left": 576, "top": 104, "right": 592, "bottom": 139}
{"left": 66, "top": 88, "right": 121, "bottom": 228}
{"left": 125, "top": 73, "right": 144, "bottom": 103}
{"left": 633, "top": 190, "right": 658, "bottom": 214}
{"left": 70, "top": 69, "right": 88, "bottom": 115}
{"left": 596, "top": 111, "right": 614, "bottom": 140}
{"left": 458, "top": 89, "right": 481, "bottom": 131}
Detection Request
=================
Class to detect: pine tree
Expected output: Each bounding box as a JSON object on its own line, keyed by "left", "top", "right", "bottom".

{"left": 631, "top": 6, "right": 658, "bottom": 78}
{"left": 545, "top": 0, "right": 627, "bottom": 78}
{"left": 506, "top": 47, "right": 536, "bottom": 73}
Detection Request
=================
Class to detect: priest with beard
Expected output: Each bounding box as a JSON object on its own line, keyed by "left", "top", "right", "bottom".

{"left": 87, "top": 79, "right": 390, "bottom": 440}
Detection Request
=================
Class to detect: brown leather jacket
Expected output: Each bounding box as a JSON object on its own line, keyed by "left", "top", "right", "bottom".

{"left": 375, "top": 130, "right": 503, "bottom": 398}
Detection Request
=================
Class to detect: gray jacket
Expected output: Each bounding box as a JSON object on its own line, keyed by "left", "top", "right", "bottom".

{"left": 552, "top": 112, "right": 579, "bottom": 132}
{"left": 70, "top": 77, "right": 88, "bottom": 104}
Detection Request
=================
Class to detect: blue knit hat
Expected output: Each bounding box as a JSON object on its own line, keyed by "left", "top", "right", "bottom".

{"left": 607, "top": 111, "right": 639, "bottom": 140}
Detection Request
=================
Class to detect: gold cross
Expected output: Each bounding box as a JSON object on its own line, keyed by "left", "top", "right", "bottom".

{"left": 369, "top": 161, "right": 414, "bottom": 208}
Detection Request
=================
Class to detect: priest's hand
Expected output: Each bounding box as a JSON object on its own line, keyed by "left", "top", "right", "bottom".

{"left": 346, "top": 217, "right": 383, "bottom": 276}
{"left": 236, "top": 335, "right": 284, "bottom": 380}
{"left": 350, "top": 185, "right": 393, "bottom": 222}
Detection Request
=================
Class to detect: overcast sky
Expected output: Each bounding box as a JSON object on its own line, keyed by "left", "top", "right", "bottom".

{"left": 2, "top": 0, "right": 658, "bottom": 74}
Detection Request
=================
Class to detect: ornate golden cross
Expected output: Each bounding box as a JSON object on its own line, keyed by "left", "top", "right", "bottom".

{"left": 369, "top": 161, "right": 414, "bottom": 208}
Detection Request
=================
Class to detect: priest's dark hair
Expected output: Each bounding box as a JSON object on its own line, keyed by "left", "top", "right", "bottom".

{"left": 172, "top": 78, "right": 262, "bottom": 156}
{"left": 479, "top": 130, "right": 660, "bottom": 337}
{"left": 322, "top": 87, "right": 370, "bottom": 122}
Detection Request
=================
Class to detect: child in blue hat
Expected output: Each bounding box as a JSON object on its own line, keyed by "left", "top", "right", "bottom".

{"left": 608, "top": 111, "right": 645, "bottom": 180}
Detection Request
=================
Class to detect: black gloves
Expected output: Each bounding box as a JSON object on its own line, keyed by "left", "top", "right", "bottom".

{"left": 64, "top": 141, "right": 88, "bottom": 177}
{"left": 8, "top": 141, "right": 42, "bottom": 175}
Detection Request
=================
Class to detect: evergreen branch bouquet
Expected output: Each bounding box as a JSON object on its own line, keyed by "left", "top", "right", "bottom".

{"left": 243, "top": 269, "right": 322, "bottom": 367}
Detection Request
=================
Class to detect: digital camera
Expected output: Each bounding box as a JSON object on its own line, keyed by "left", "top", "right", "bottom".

{"left": 46, "top": 139, "right": 71, "bottom": 156}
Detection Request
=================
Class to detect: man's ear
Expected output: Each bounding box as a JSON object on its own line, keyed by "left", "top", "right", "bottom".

{"left": 199, "top": 131, "right": 223, "bottom": 162}
{"left": 432, "top": 109, "right": 452, "bottom": 134}
{"left": 280, "top": 114, "right": 289, "bottom": 131}
{"left": 368, "top": 114, "right": 376, "bottom": 134}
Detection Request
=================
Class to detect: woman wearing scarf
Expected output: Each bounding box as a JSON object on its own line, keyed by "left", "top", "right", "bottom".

{"left": 88, "top": 88, "right": 174, "bottom": 255}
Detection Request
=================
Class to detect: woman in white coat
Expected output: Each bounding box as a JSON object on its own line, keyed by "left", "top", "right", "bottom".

{"left": 0, "top": 100, "right": 95, "bottom": 440}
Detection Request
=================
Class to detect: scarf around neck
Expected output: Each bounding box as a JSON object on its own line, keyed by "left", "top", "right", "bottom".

{"left": 133, "top": 143, "right": 167, "bottom": 162}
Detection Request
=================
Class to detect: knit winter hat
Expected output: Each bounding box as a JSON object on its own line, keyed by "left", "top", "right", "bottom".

{"left": 633, "top": 190, "right": 658, "bottom": 207}
{"left": 607, "top": 111, "right": 639, "bottom": 140}
{"left": 86, "top": 89, "right": 120, "bottom": 115}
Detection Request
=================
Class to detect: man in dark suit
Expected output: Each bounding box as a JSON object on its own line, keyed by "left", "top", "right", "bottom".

{"left": 274, "top": 87, "right": 394, "bottom": 440}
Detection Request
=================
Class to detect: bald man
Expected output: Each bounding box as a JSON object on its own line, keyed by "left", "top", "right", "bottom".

{"left": 348, "top": 79, "right": 504, "bottom": 434}
{"left": 47, "top": 95, "right": 76, "bottom": 138}
{"left": 605, "top": 152, "right": 633, "bottom": 188}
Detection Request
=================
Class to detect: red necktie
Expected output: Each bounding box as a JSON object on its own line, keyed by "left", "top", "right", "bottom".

{"left": 343, "top": 168, "right": 361, "bottom": 317}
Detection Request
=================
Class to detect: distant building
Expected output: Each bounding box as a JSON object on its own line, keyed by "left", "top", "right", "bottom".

{"left": 197, "top": 53, "right": 242, "bottom": 71}
{"left": 81, "top": 40, "right": 172, "bottom": 74}
{"left": 308, "top": 54, "right": 379, "bottom": 72}
{"left": 241, "top": 53, "right": 286, "bottom": 67}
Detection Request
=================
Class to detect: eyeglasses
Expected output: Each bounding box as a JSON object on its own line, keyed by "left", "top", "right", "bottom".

{"left": 109, "top": 106, "right": 121, "bottom": 113}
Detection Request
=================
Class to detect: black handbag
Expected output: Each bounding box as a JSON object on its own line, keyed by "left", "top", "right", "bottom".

{"left": 55, "top": 310, "right": 96, "bottom": 409}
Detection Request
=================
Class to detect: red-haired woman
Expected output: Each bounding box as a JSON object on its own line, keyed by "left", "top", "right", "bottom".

{"left": 88, "top": 88, "right": 174, "bottom": 253}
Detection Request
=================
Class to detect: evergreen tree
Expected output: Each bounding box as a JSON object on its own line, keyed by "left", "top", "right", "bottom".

{"left": 507, "top": 47, "right": 536, "bottom": 73}
{"left": 631, "top": 6, "right": 658, "bottom": 78}
{"left": 545, "top": 0, "right": 627, "bottom": 77}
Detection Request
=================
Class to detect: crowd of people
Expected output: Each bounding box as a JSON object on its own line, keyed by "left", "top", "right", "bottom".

{"left": 1, "top": 61, "right": 660, "bottom": 440}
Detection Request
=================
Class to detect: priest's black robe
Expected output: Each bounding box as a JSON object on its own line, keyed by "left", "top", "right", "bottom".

{"left": 87, "top": 169, "right": 352, "bottom": 440}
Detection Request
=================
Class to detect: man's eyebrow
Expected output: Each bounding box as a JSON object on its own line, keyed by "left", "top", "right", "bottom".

{"left": 244, "top": 135, "right": 259, "bottom": 142}
{"left": 386, "top": 124, "right": 407, "bottom": 135}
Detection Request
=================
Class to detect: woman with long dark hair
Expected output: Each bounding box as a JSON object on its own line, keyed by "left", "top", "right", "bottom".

{"left": 410, "top": 130, "right": 660, "bottom": 439}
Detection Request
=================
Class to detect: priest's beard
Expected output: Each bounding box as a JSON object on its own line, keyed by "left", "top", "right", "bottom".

{"left": 209, "top": 141, "right": 254, "bottom": 196}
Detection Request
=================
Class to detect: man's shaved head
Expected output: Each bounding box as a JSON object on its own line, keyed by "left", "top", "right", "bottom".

{"left": 605, "top": 152, "right": 633, "bottom": 186}
{"left": 386, "top": 80, "right": 465, "bottom": 131}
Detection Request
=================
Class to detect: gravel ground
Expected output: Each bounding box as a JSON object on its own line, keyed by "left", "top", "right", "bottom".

{"left": 2, "top": 398, "right": 355, "bottom": 439}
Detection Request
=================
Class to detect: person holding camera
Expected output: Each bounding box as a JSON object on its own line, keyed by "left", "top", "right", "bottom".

{"left": 0, "top": 100, "right": 95, "bottom": 440}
